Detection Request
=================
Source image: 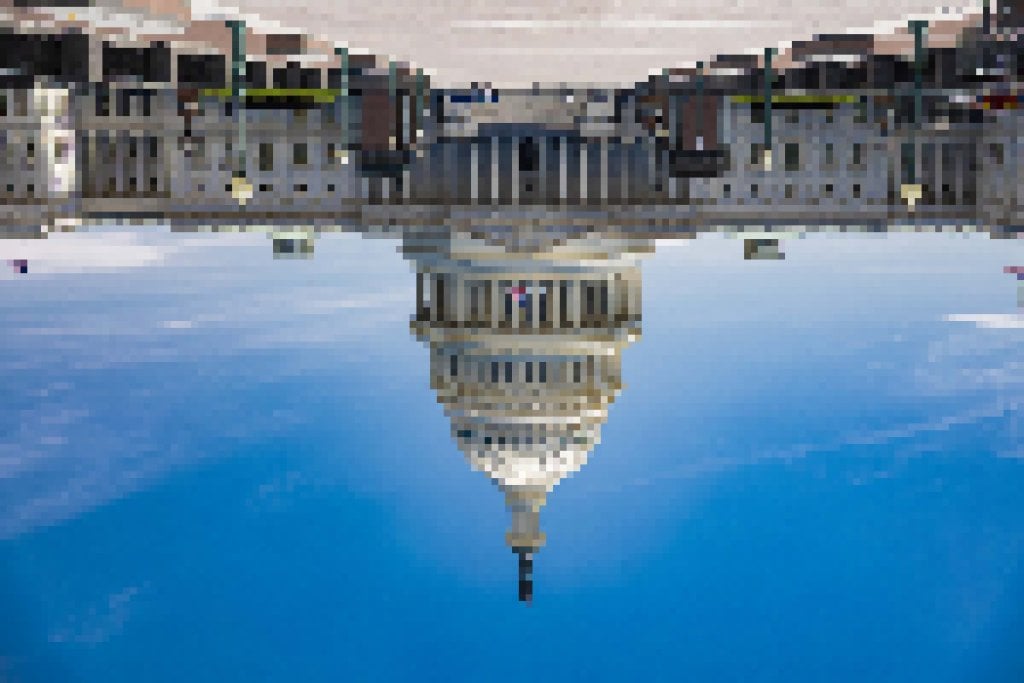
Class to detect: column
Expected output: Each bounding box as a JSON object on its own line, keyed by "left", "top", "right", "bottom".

{"left": 512, "top": 280, "right": 519, "bottom": 330}
{"left": 446, "top": 141, "right": 456, "bottom": 201}
{"left": 511, "top": 137, "right": 519, "bottom": 203}
{"left": 722, "top": 97, "right": 731, "bottom": 148}
{"left": 551, "top": 278, "right": 561, "bottom": 329}
{"left": 470, "top": 139, "right": 479, "bottom": 203}
{"left": 538, "top": 137, "right": 547, "bottom": 202}
{"left": 621, "top": 141, "right": 629, "bottom": 201}
{"left": 491, "top": 136, "right": 499, "bottom": 204}
{"left": 599, "top": 139, "right": 608, "bottom": 203}
{"left": 559, "top": 137, "right": 567, "bottom": 204}
{"left": 491, "top": 277, "right": 501, "bottom": 328}
{"left": 453, "top": 273, "right": 465, "bottom": 327}
{"left": 529, "top": 280, "right": 539, "bottom": 328}
{"left": 607, "top": 274, "right": 617, "bottom": 324}
{"left": 426, "top": 272, "right": 436, "bottom": 320}
{"left": 115, "top": 130, "right": 125, "bottom": 195}
{"left": 580, "top": 142, "right": 588, "bottom": 203}
{"left": 569, "top": 279, "right": 581, "bottom": 327}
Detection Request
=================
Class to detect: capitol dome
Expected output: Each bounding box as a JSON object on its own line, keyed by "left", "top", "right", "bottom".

{"left": 403, "top": 226, "right": 651, "bottom": 601}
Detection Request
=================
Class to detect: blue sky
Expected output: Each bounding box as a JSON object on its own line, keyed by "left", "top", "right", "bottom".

{"left": 1, "top": 228, "right": 1023, "bottom": 681}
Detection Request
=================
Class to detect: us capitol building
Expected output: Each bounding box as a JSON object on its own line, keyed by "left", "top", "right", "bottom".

{"left": 402, "top": 221, "right": 649, "bottom": 601}
{"left": 3, "top": 0, "right": 1024, "bottom": 599}
{"left": 2, "top": 0, "right": 1024, "bottom": 243}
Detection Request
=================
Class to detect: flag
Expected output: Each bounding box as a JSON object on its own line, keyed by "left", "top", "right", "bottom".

{"left": 507, "top": 286, "right": 528, "bottom": 308}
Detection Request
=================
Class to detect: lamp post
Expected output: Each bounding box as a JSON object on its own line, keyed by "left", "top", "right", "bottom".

{"left": 334, "top": 46, "right": 349, "bottom": 159}
{"left": 228, "top": 19, "right": 252, "bottom": 205}
{"left": 696, "top": 61, "right": 704, "bottom": 152}
{"left": 763, "top": 47, "right": 774, "bottom": 171}
{"left": 901, "top": 20, "right": 927, "bottom": 210}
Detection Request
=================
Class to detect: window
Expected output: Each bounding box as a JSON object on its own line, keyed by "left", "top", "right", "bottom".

{"left": 824, "top": 142, "right": 835, "bottom": 168}
{"left": 749, "top": 143, "right": 764, "bottom": 168}
{"left": 518, "top": 137, "right": 537, "bottom": 172}
{"left": 293, "top": 142, "right": 308, "bottom": 166}
{"left": 751, "top": 183, "right": 759, "bottom": 198}
{"left": 784, "top": 142, "right": 799, "bottom": 172}
{"left": 723, "top": 183, "right": 731, "bottom": 198}
{"left": 26, "top": 142, "right": 35, "bottom": 159}
{"left": 853, "top": 183, "right": 861, "bottom": 198}
{"left": 852, "top": 143, "right": 864, "bottom": 168}
{"left": 785, "top": 184, "right": 794, "bottom": 199}
{"left": 990, "top": 143, "right": 1005, "bottom": 165}
{"left": 95, "top": 87, "right": 110, "bottom": 117}
{"left": 327, "top": 142, "right": 336, "bottom": 163}
{"left": 751, "top": 106, "right": 764, "bottom": 124}
{"left": 573, "top": 361, "right": 582, "bottom": 383}
{"left": 450, "top": 355, "right": 458, "bottom": 378}
{"left": 259, "top": 143, "right": 274, "bottom": 172}
{"left": 525, "top": 362, "right": 533, "bottom": 383}
{"left": 504, "top": 362, "right": 513, "bottom": 384}
{"left": 490, "top": 362, "right": 498, "bottom": 384}
{"left": 785, "top": 110, "right": 798, "bottom": 124}
{"left": 824, "top": 183, "right": 833, "bottom": 197}
{"left": 190, "top": 139, "right": 206, "bottom": 163}
{"left": 539, "top": 361, "right": 547, "bottom": 383}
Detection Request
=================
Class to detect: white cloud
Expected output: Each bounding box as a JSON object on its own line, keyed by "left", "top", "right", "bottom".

{"left": 48, "top": 583, "right": 149, "bottom": 646}
{"left": 0, "top": 230, "right": 267, "bottom": 277}
{"left": 629, "top": 396, "right": 1023, "bottom": 492}
{"left": 0, "top": 233, "right": 169, "bottom": 275}
{"left": 946, "top": 313, "right": 1024, "bottom": 329}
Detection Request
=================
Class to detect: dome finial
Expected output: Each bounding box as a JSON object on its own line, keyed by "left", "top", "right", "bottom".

{"left": 517, "top": 551, "right": 534, "bottom": 604}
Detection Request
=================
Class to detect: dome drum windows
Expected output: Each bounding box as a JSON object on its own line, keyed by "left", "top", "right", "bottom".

{"left": 458, "top": 357, "right": 572, "bottom": 388}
